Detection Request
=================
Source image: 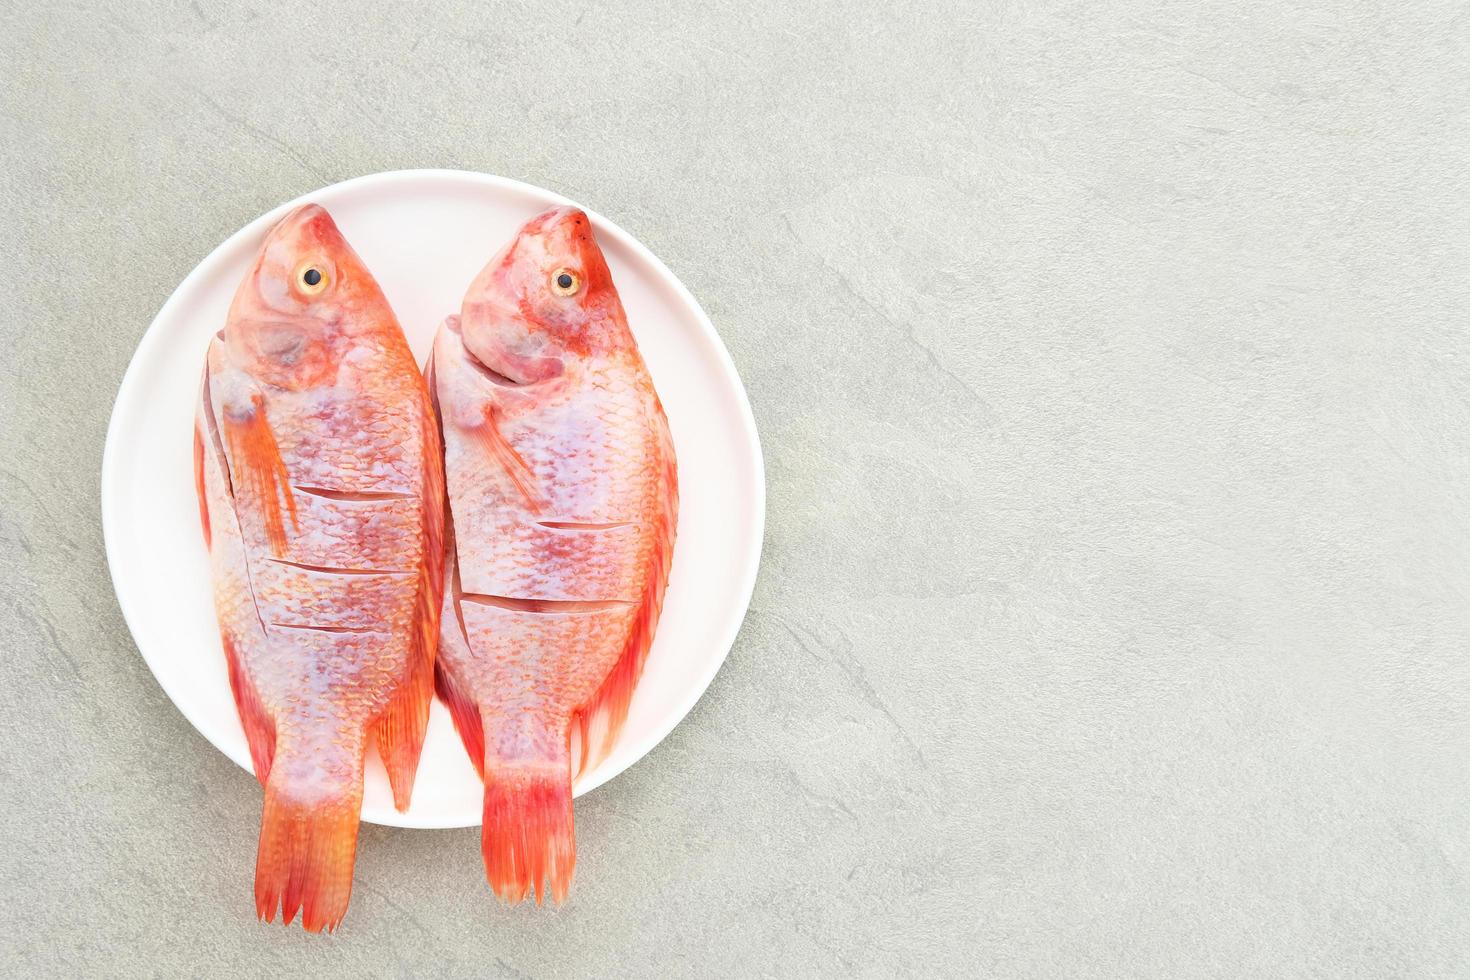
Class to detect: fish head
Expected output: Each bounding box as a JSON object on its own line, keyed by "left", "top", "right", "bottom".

{"left": 225, "top": 203, "right": 388, "bottom": 389}
{"left": 459, "top": 206, "right": 627, "bottom": 384}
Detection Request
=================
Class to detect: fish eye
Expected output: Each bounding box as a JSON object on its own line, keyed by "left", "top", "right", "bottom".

{"left": 551, "top": 268, "right": 581, "bottom": 296}
{"left": 296, "top": 262, "right": 329, "bottom": 296}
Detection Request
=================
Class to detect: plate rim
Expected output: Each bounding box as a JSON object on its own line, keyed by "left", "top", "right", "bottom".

{"left": 100, "top": 168, "right": 765, "bottom": 829}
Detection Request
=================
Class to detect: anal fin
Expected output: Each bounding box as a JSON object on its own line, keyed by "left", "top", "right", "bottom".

{"left": 432, "top": 492, "right": 485, "bottom": 779}
{"left": 222, "top": 633, "right": 276, "bottom": 782}
{"left": 436, "top": 660, "right": 485, "bottom": 780}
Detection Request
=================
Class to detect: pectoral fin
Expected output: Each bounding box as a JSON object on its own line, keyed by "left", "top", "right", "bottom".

{"left": 432, "top": 319, "right": 547, "bottom": 511}
{"left": 469, "top": 406, "right": 546, "bottom": 511}
{"left": 221, "top": 390, "right": 298, "bottom": 556}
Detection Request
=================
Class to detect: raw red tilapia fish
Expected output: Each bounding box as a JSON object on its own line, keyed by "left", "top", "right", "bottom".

{"left": 194, "top": 204, "right": 443, "bottom": 932}
{"left": 430, "top": 206, "right": 678, "bottom": 904}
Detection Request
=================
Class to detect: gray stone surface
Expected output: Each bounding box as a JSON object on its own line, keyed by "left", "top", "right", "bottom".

{"left": 3, "top": 0, "right": 1469, "bottom": 976}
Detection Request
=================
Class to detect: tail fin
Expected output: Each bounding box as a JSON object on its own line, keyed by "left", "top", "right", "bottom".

{"left": 481, "top": 761, "right": 575, "bottom": 905}
{"left": 255, "top": 765, "right": 363, "bottom": 933}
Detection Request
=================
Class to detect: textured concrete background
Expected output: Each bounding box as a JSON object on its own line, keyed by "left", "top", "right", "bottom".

{"left": 3, "top": 0, "right": 1470, "bottom": 976}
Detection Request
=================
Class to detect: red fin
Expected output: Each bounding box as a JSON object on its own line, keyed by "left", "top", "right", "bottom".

{"left": 482, "top": 764, "right": 575, "bottom": 905}
{"left": 436, "top": 526, "right": 487, "bottom": 779}
{"left": 373, "top": 619, "right": 433, "bottom": 810}
{"left": 576, "top": 422, "right": 678, "bottom": 772}
{"left": 573, "top": 710, "right": 591, "bottom": 774}
{"left": 471, "top": 406, "right": 546, "bottom": 511}
{"left": 255, "top": 770, "right": 361, "bottom": 933}
{"left": 372, "top": 396, "right": 445, "bottom": 811}
{"left": 222, "top": 393, "right": 298, "bottom": 556}
{"left": 193, "top": 424, "right": 212, "bottom": 549}
{"left": 221, "top": 634, "right": 276, "bottom": 782}
{"left": 429, "top": 349, "right": 487, "bottom": 779}
{"left": 436, "top": 662, "right": 485, "bottom": 781}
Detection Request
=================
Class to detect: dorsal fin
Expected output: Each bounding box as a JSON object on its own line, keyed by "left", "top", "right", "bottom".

{"left": 574, "top": 408, "right": 678, "bottom": 772}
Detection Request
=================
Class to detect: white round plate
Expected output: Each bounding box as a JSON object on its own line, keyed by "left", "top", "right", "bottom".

{"left": 102, "top": 170, "right": 764, "bottom": 828}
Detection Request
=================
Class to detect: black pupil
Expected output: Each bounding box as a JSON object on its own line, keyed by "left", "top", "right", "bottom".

{"left": 557, "top": 273, "right": 574, "bottom": 289}
{"left": 303, "top": 268, "right": 322, "bottom": 286}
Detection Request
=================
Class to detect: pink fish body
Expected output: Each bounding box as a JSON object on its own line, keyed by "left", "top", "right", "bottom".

{"left": 193, "top": 204, "right": 443, "bottom": 931}
{"left": 430, "top": 206, "right": 678, "bottom": 903}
